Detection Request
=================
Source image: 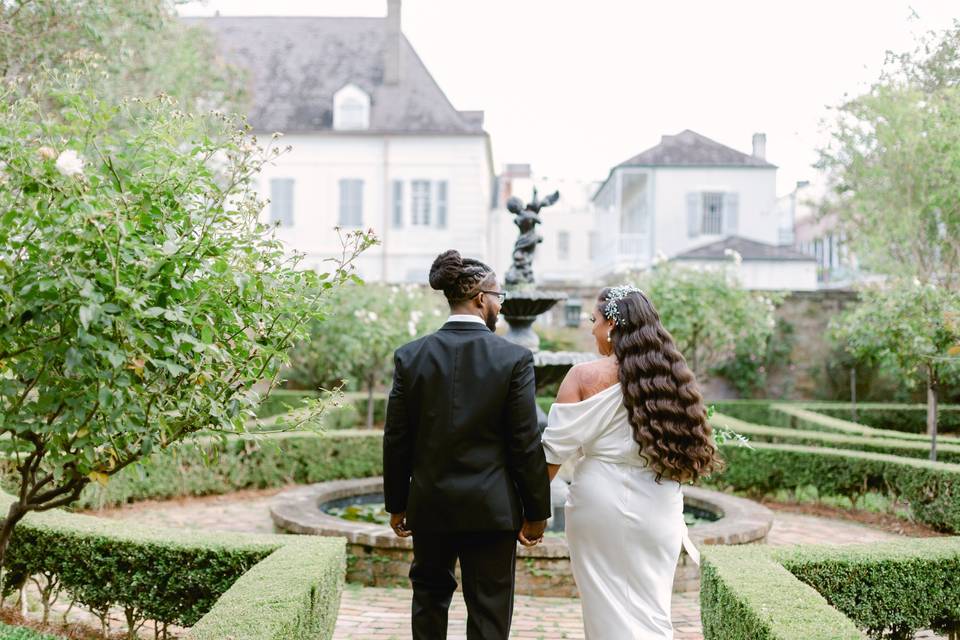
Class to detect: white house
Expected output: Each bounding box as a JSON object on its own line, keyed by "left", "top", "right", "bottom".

{"left": 189, "top": 1, "right": 495, "bottom": 283}
{"left": 491, "top": 165, "right": 600, "bottom": 285}
{"left": 591, "top": 129, "right": 816, "bottom": 289}
{"left": 672, "top": 236, "right": 819, "bottom": 291}
{"left": 785, "top": 179, "right": 863, "bottom": 288}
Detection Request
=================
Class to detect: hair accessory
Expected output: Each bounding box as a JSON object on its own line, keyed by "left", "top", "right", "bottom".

{"left": 602, "top": 285, "right": 643, "bottom": 327}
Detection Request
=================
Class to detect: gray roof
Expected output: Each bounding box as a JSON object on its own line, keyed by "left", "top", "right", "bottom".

{"left": 673, "top": 236, "right": 815, "bottom": 262}
{"left": 618, "top": 130, "right": 776, "bottom": 168}
{"left": 184, "top": 16, "right": 485, "bottom": 135}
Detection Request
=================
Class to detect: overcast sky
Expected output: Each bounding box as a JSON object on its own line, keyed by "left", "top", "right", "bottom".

{"left": 178, "top": 0, "right": 958, "bottom": 195}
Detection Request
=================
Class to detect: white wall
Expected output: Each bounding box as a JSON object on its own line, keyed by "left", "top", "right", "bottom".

{"left": 256, "top": 133, "right": 493, "bottom": 283}
{"left": 652, "top": 166, "right": 779, "bottom": 258}
{"left": 676, "top": 259, "right": 818, "bottom": 291}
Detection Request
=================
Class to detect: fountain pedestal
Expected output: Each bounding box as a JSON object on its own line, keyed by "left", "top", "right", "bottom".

{"left": 500, "top": 290, "right": 567, "bottom": 352}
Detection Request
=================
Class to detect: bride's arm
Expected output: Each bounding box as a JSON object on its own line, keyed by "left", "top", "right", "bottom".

{"left": 546, "top": 367, "right": 583, "bottom": 481}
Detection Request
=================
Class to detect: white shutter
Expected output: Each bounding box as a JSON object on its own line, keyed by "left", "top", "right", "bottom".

{"left": 723, "top": 193, "right": 739, "bottom": 235}
{"left": 687, "top": 192, "right": 700, "bottom": 237}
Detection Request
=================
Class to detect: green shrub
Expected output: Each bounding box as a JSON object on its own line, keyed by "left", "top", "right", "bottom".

{"left": 714, "top": 441, "right": 960, "bottom": 532}
{"left": 188, "top": 539, "right": 344, "bottom": 640}
{"left": 345, "top": 392, "right": 388, "bottom": 425}
{"left": 770, "top": 405, "right": 960, "bottom": 445}
{"left": 255, "top": 390, "right": 322, "bottom": 419}
{"left": 0, "top": 492, "right": 344, "bottom": 638}
{"left": 709, "top": 400, "right": 779, "bottom": 425}
{"left": 0, "top": 624, "right": 60, "bottom": 640}
{"left": 712, "top": 413, "right": 960, "bottom": 463}
{"left": 701, "top": 538, "right": 960, "bottom": 640}
{"left": 700, "top": 546, "right": 860, "bottom": 640}
{"left": 75, "top": 430, "right": 383, "bottom": 510}
{"left": 809, "top": 403, "right": 960, "bottom": 435}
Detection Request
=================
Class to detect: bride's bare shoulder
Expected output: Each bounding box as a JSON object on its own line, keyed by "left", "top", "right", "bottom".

{"left": 557, "top": 359, "right": 617, "bottom": 403}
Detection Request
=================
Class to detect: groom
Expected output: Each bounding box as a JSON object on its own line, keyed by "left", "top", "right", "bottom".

{"left": 383, "top": 249, "right": 551, "bottom": 640}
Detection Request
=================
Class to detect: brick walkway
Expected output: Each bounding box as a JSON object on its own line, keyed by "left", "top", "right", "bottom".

{"left": 93, "top": 488, "right": 909, "bottom": 639}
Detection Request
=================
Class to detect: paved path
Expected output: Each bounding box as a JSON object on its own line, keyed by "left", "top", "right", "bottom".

{"left": 92, "top": 489, "right": 910, "bottom": 640}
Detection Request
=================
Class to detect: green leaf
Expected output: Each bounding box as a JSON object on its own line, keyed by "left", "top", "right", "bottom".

{"left": 79, "top": 304, "right": 98, "bottom": 330}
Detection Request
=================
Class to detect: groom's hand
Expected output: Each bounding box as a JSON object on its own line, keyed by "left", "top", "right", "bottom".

{"left": 518, "top": 519, "right": 547, "bottom": 546}
{"left": 390, "top": 512, "right": 412, "bottom": 537}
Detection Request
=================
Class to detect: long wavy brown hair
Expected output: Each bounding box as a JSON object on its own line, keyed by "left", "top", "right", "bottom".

{"left": 599, "top": 287, "right": 723, "bottom": 484}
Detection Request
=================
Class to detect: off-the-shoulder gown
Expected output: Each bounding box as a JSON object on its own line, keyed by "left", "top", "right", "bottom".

{"left": 542, "top": 383, "right": 698, "bottom": 640}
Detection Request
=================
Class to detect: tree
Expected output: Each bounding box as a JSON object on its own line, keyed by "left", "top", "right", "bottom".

{"left": 287, "top": 283, "right": 443, "bottom": 428}
{"left": 830, "top": 280, "right": 960, "bottom": 460}
{"left": 818, "top": 20, "right": 960, "bottom": 289}
{"left": 625, "top": 259, "right": 781, "bottom": 384}
{"left": 0, "top": 68, "right": 375, "bottom": 567}
{"left": 1, "top": 0, "right": 242, "bottom": 110}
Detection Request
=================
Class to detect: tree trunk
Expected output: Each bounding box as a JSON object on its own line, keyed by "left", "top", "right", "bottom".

{"left": 366, "top": 373, "right": 376, "bottom": 429}
{"left": 0, "top": 500, "right": 26, "bottom": 571}
{"left": 850, "top": 367, "right": 858, "bottom": 422}
{"left": 928, "top": 367, "right": 938, "bottom": 462}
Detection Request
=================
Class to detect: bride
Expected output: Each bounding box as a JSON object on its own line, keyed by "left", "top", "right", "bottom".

{"left": 542, "top": 286, "right": 723, "bottom": 639}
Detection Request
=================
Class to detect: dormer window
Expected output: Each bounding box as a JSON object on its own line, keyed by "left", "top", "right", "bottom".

{"left": 333, "top": 84, "right": 370, "bottom": 131}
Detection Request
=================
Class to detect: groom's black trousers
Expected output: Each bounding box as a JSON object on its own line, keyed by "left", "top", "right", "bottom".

{"left": 410, "top": 530, "right": 518, "bottom": 640}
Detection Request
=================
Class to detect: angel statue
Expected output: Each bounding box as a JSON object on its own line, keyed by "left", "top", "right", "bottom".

{"left": 504, "top": 187, "right": 560, "bottom": 286}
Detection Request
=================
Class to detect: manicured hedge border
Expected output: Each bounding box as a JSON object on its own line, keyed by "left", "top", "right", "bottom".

{"left": 804, "top": 402, "right": 960, "bottom": 435}
{"left": 0, "top": 623, "right": 60, "bottom": 640}
{"left": 714, "top": 441, "right": 960, "bottom": 533}
{"left": 0, "top": 492, "right": 345, "bottom": 639}
{"left": 75, "top": 430, "right": 384, "bottom": 510}
{"left": 701, "top": 537, "right": 960, "bottom": 639}
{"left": 712, "top": 413, "right": 960, "bottom": 463}
{"left": 769, "top": 405, "right": 960, "bottom": 445}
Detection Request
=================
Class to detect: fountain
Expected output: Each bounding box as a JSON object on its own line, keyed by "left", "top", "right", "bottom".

{"left": 499, "top": 188, "right": 598, "bottom": 420}
{"left": 498, "top": 187, "right": 600, "bottom": 525}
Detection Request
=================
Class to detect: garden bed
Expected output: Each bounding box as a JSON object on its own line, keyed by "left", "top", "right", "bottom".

{"left": 701, "top": 537, "right": 960, "bottom": 639}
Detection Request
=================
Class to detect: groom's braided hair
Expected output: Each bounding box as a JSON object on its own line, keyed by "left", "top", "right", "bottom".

{"left": 598, "top": 287, "right": 724, "bottom": 484}
{"left": 429, "top": 250, "right": 495, "bottom": 303}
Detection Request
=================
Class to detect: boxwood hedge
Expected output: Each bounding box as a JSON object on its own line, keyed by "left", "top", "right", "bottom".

{"left": 768, "top": 405, "right": 960, "bottom": 445}
{"left": 714, "top": 441, "right": 960, "bottom": 533}
{"left": 0, "top": 492, "right": 345, "bottom": 639}
{"left": 804, "top": 402, "right": 960, "bottom": 435}
{"left": 712, "top": 413, "right": 960, "bottom": 463}
{"left": 0, "top": 624, "right": 60, "bottom": 640}
{"left": 74, "top": 430, "right": 384, "bottom": 510}
{"left": 702, "top": 537, "right": 960, "bottom": 639}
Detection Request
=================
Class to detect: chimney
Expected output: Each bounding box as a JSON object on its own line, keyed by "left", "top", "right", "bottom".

{"left": 752, "top": 133, "right": 766, "bottom": 160}
{"left": 384, "top": 0, "right": 401, "bottom": 85}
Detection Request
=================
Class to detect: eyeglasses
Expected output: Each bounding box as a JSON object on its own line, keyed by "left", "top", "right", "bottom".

{"left": 480, "top": 290, "right": 507, "bottom": 303}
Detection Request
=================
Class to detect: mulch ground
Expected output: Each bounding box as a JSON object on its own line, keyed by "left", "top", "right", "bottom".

{"left": 761, "top": 499, "right": 948, "bottom": 538}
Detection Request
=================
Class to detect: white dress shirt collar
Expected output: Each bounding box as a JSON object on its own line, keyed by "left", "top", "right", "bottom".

{"left": 446, "top": 314, "right": 486, "bottom": 325}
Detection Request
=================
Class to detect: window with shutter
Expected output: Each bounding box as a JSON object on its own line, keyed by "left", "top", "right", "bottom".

{"left": 411, "top": 180, "right": 431, "bottom": 226}
{"left": 338, "top": 179, "right": 364, "bottom": 227}
{"left": 436, "top": 181, "right": 448, "bottom": 228}
{"left": 269, "top": 178, "right": 294, "bottom": 227}
{"left": 702, "top": 193, "right": 724, "bottom": 235}
{"left": 392, "top": 180, "right": 403, "bottom": 228}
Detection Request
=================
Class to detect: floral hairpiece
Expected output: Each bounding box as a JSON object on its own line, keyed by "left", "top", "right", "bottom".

{"left": 603, "top": 285, "right": 643, "bottom": 326}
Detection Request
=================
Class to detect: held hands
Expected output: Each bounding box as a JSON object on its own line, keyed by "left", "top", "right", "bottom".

{"left": 518, "top": 519, "right": 547, "bottom": 547}
{"left": 390, "top": 512, "right": 412, "bottom": 538}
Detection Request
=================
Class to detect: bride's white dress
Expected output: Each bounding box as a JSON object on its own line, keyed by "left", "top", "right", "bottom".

{"left": 542, "top": 382, "right": 699, "bottom": 640}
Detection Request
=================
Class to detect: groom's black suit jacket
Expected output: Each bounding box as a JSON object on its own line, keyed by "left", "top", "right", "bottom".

{"left": 383, "top": 321, "right": 552, "bottom": 533}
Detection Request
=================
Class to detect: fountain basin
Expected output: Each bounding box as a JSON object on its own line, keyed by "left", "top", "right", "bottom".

{"left": 499, "top": 290, "right": 567, "bottom": 351}
{"left": 270, "top": 477, "right": 773, "bottom": 596}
